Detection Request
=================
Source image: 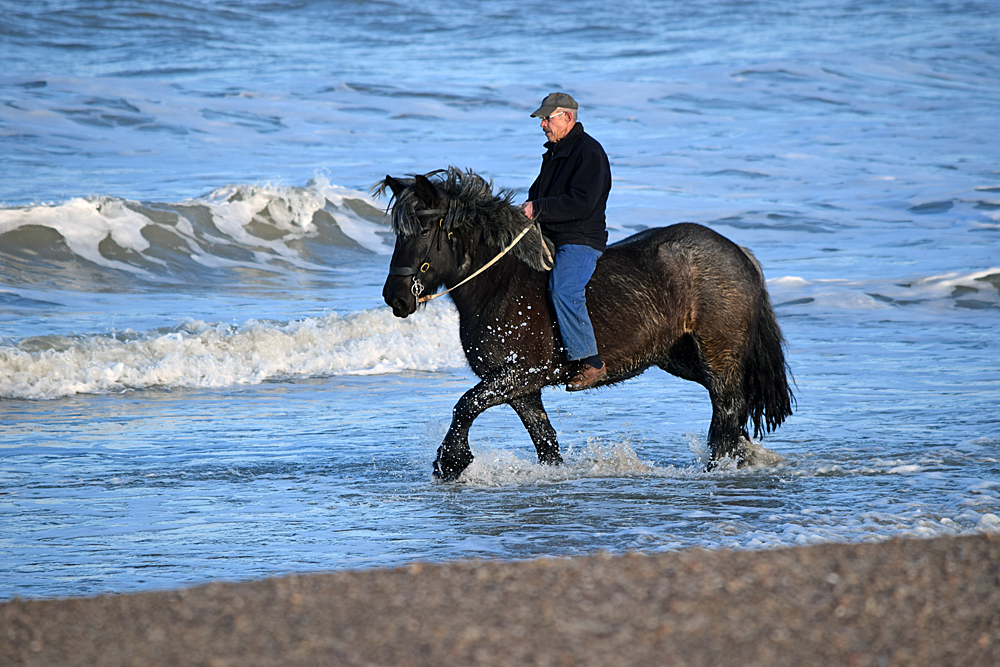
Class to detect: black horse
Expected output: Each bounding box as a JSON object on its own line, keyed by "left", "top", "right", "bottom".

{"left": 378, "top": 167, "right": 793, "bottom": 481}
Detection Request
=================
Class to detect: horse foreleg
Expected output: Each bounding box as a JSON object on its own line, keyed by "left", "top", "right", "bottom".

{"left": 435, "top": 375, "right": 513, "bottom": 481}
{"left": 508, "top": 391, "right": 562, "bottom": 466}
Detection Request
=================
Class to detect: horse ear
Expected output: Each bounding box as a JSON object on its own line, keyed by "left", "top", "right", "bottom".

{"left": 384, "top": 175, "right": 405, "bottom": 199}
{"left": 413, "top": 174, "right": 440, "bottom": 207}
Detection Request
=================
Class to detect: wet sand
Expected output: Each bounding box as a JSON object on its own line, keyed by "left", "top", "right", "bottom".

{"left": 3, "top": 534, "right": 998, "bottom": 666}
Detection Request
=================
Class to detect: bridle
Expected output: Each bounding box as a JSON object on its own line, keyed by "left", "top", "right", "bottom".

{"left": 386, "top": 208, "right": 449, "bottom": 300}
{"left": 388, "top": 208, "right": 552, "bottom": 304}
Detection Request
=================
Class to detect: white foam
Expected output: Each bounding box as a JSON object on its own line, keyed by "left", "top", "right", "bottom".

{"left": 769, "top": 276, "right": 811, "bottom": 287}
{"left": 0, "top": 303, "right": 464, "bottom": 400}
{"left": 199, "top": 184, "right": 321, "bottom": 256}
{"left": 976, "top": 514, "right": 1000, "bottom": 533}
{"left": 767, "top": 269, "right": 1000, "bottom": 311}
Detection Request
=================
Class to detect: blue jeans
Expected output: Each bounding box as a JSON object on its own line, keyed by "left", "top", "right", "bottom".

{"left": 549, "top": 244, "right": 602, "bottom": 362}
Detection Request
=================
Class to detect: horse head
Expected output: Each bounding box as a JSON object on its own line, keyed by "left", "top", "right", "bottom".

{"left": 375, "top": 167, "right": 554, "bottom": 318}
{"left": 378, "top": 172, "right": 462, "bottom": 318}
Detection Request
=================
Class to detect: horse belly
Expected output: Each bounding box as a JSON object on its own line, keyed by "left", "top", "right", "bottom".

{"left": 588, "top": 274, "right": 689, "bottom": 374}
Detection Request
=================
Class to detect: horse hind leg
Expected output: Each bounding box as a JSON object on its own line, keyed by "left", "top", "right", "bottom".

{"left": 657, "top": 334, "right": 747, "bottom": 468}
{"left": 681, "top": 334, "right": 753, "bottom": 470}
{"left": 508, "top": 391, "right": 563, "bottom": 465}
{"left": 706, "top": 385, "right": 752, "bottom": 470}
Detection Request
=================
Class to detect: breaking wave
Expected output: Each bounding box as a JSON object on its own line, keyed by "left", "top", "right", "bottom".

{"left": 0, "top": 176, "right": 393, "bottom": 288}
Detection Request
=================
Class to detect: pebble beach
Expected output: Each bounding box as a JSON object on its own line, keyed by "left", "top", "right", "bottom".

{"left": 3, "top": 534, "right": 997, "bottom": 667}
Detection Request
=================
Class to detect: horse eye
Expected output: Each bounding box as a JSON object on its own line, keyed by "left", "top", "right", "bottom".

{"left": 419, "top": 227, "right": 432, "bottom": 238}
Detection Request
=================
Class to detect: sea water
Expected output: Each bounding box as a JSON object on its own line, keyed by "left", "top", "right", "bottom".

{"left": 1, "top": 0, "right": 998, "bottom": 600}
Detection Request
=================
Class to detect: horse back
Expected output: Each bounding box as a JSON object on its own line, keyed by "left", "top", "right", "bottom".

{"left": 588, "top": 223, "right": 767, "bottom": 373}
{"left": 600, "top": 222, "right": 765, "bottom": 300}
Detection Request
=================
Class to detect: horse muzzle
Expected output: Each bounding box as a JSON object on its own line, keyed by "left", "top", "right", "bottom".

{"left": 383, "top": 275, "right": 417, "bottom": 318}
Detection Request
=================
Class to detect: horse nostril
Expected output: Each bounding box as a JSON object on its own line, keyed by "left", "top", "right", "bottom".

{"left": 391, "top": 297, "right": 413, "bottom": 318}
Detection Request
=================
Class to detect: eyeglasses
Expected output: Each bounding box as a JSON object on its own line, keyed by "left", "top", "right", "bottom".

{"left": 540, "top": 111, "right": 567, "bottom": 123}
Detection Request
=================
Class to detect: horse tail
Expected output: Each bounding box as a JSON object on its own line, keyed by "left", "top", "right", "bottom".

{"left": 742, "top": 252, "right": 795, "bottom": 439}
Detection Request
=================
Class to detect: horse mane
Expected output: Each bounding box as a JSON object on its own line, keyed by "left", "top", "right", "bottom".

{"left": 373, "top": 166, "right": 555, "bottom": 272}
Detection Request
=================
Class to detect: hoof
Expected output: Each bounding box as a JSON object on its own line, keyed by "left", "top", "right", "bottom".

{"left": 433, "top": 460, "right": 461, "bottom": 482}
{"left": 433, "top": 448, "right": 474, "bottom": 481}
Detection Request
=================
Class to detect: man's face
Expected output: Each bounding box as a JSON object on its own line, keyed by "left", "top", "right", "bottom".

{"left": 540, "top": 109, "right": 574, "bottom": 143}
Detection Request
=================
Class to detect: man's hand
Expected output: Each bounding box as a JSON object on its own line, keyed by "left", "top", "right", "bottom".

{"left": 521, "top": 201, "right": 536, "bottom": 220}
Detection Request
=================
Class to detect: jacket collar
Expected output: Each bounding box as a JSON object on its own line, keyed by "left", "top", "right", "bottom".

{"left": 544, "top": 122, "right": 585, "bottom": 155}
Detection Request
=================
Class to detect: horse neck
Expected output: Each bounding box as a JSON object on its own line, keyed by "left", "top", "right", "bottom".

{"left": 447, "top": 243, "right": 540, "bottom": 319}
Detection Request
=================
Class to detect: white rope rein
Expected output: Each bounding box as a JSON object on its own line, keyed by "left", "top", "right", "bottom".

{"left": 416, "top": 222, "right": 549, "bottom": 303}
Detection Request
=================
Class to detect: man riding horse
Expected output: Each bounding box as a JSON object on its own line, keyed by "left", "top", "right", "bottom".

{"left": 521, "top": 92, "right": 611, "bottom": 392}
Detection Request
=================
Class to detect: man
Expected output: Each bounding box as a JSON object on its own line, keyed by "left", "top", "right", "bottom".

{"left": 521, "top": 92, "right": 611, "bottom": 391}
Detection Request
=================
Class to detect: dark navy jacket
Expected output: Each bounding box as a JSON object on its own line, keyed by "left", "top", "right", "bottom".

{"left": 528, "top": 122, "right": 611, "bottom": 252}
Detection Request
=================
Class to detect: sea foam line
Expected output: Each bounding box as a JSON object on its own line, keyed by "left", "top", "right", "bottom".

{"left": 0, "top": 305, "right": 464, "bottom": 400}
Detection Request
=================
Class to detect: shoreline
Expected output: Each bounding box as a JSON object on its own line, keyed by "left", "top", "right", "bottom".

{"left": 3, "top": 534, "right": 998, "bottom": 666}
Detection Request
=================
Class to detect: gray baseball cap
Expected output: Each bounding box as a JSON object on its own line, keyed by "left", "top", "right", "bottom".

{"left": 530, "top": 92, "right": 579, "bottom": 117}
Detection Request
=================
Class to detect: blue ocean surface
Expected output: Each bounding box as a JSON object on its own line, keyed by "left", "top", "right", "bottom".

{"left": 1, "top": 0, "right": 999, "bottom": 600}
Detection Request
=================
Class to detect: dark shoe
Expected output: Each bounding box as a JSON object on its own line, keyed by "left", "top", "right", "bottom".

{"left": 566, "top": 362, "right": 607, "bottom": 392}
